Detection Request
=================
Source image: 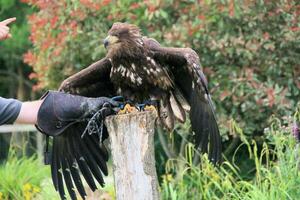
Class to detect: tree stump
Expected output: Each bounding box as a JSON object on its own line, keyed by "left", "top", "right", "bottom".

{"left": 105, "top": 111, "right": 160, "bottom": 200}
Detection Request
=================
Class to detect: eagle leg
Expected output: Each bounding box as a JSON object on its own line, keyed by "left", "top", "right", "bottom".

{"left": 111, "top": 96, "right": 139, "bottom": 115}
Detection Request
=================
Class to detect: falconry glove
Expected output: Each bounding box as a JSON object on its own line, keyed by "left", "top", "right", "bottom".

{"left": 36, "top": 91, "right": 119, "bottom": 136}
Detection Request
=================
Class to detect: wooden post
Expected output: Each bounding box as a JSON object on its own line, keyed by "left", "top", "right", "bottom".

{"left": 105, "top": 111, "right": 160, "bottom": 200}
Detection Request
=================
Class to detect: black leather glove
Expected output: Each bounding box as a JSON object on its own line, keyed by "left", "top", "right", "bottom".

{"left": 36, "top": 91, "right": 119, "bottom": 136}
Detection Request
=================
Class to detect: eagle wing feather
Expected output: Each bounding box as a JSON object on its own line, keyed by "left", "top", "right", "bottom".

{"left": 146, "top": 39, "right": 222, "bottom": 163}
{"left": 50, "top": 58, "right": 113, "bottom": 199}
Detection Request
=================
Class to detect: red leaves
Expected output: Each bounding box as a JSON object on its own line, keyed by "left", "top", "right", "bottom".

{"left": 229, "top": 0, "right": 235, "bottom": 17}
{"left": 102, "top": 0, "right": 111, "bottom": 6}
{"left": 266, "top": 87, "right": 275, "bottom": 108}
{"left": 28, "top": 72, "right": 38, "bottom": 80}
{"left": 50, "top": 16, "right": 59, "bottom": 29}
{"left": 23, "top": 51, "right": 36, "bottom": 66}
{"left": 147, "top": 4, "right": 156, "bottom": 13}
{"left": 130, "top": 3, "right": 140, "bottom": 10}
{"left": 70, "top": 9, "right": 87, "bottom": 20}
{"left": 263, "top": 32, "right": 270, "bottom": 40}
{"left": 143, "top": 0, "right": 157, "bottom": 13}
{"left": 197, "top": 15, "right": 206, "bottom": 21}
{"left": 290, "top": 27, "right": 300, "bottom": 32}
{"left": 80, "top": 0, "right": 101, "bottom": 10}
{"left": 220, "top": 90, "right": 230, "bottom": 101}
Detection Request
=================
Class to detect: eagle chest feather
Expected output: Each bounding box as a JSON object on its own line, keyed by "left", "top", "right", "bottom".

{"left": 110, "top": 56, "right": 172, "bottom": 91}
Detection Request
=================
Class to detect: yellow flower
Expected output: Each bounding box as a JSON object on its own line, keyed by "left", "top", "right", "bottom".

{"left": 33, "top": 186, "right": 41, "bottom": 194}
{"left": 0, "top": 192, "right": 3, "bottom": 200}
{"left": 23, "top": 183, "right": 32, "bottom": 192}
{"left": 22, "top": 183, "right": 41, "bottom": 200}
{"left": 23, "top": 183, "right": 33, "bottom": 200}
{"left": 162, "top": 173, "right": 173, "bottom": 182}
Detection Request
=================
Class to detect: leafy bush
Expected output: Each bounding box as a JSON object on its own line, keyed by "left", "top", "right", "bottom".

{"left": 0, "top": 1, "right": 34, "bottom": 97}
{"left": 0, "top": 156, "right": 48, "bottom": 200}
{"left": 21, "top": 0, "right": 300, "bottom": 185}
{"left": 23, "top": 0, "right": 300, "bottom": 141}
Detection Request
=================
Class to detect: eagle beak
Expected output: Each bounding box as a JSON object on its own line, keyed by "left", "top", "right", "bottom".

{"left": 103, "top": 37, "right": 109, "bottom": 49}
{"left": 103, "top": 35, "right": 119, "bottom": 49}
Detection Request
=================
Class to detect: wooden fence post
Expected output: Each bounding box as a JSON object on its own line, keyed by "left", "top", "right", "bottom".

{"left": 105, "top": 110, "right": 160, "bottom": 200}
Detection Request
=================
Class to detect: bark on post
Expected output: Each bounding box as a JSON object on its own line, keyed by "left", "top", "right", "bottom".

{"left": 105, "top": 110, "right": 160, "bottom": 200}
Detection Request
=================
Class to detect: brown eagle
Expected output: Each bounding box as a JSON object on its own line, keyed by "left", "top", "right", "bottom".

{"left": 52, "top": 22, "right": 221, "bottom": 199}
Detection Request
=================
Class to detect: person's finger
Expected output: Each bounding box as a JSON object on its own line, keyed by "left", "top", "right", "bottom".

{"left": 0, "top": 17, "right": 16, "bottom": 26}
{"left": 7, "top": 33, "right": 12, "bottom": 38}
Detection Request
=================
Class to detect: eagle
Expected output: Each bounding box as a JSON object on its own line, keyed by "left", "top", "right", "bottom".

{"left": 51, "top": 22, "right": 222, "bottom": 199}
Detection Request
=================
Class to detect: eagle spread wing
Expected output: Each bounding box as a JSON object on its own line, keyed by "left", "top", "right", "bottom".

{"left": 50, "top": 22, "right": 221, "bottom": 200}
{"left": 144, "top": 38, "right": 222, "bottom": 162}
{"left": 51, "top": 59, "right": 114, "bottom": 200}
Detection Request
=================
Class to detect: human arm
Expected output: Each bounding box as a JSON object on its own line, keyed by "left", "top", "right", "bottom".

{"left": 0, "top": 97, "right": 22, "bottom": 125}
{"left": 15, "top": 100, "right": 43, "bottom": 124}
{"left": 1, "top": 92, "right": 118, "bottom": 126}
{"left": 0, "top": 97, "right": 42, "bottom": 125}
{"left": 0, "top": 17, "right": 16, "bottom": 41}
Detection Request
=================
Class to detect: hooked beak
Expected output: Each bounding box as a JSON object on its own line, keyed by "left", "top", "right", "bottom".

{"left": 103, "top": 35, "right": 119, "bottom": 49}
{"left": 103, "top": 37, "right": 109, "bottom": 49}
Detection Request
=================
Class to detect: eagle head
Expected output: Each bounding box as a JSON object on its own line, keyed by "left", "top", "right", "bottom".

{"left": 103, "top": 22, "right": 143, "bottom": 58}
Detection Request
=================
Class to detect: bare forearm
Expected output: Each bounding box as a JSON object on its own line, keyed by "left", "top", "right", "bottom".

{"left": 15, "top": 100, "right": 43, "bottom": 124}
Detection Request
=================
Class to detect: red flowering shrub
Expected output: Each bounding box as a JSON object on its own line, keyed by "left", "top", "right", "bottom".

{"left": 23, "top": 0, "right": 300, "bottom": 141}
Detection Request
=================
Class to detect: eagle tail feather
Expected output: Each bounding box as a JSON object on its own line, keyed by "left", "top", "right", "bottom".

{"left": 170, "top": 91, "right": 186, "bottom": 123}
{"left": 190, "top": 88, "right": 221, "bottom": 163}
{"left": 158, "top": 96, "right": 175, "bottom": 131}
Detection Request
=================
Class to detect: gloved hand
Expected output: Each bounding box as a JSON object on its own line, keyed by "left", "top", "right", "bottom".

{"left": 36, "top": 91, "right": 119, "bottom": 136}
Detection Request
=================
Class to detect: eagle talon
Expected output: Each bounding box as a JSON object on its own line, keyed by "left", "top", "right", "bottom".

{"left": 144, "top": 105, "right": 157, "bottom": 112}
{"left": 138, "top": 100, "right": 158, "bottom": 112}
{"left": 117, "top": 103, "right": 139, "bottom": 114}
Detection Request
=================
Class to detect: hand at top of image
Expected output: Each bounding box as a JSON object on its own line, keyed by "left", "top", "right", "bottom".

{"left": 0, "top": 17, "right": 16, "bottom": 41}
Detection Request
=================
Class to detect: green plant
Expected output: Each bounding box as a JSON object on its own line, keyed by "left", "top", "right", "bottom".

{"left": 161, "top": 114, "right": 300, "bottom": 200}
{"left": 23, "top": 0, "right": 300, "bottom": 148}
{"left": 22, "top": 0, "right": 300, "bottom": 187}
{"left": 0, "top": 156, "right": 48, "bottom": 200}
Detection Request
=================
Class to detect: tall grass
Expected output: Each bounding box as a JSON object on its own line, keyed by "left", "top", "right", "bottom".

{"left": 161, "top": 117, "right": 300, "bottom": 200}
{"left": 1, "top": 114, "right": 299, "bottom": 200}
{"left": 0, "top": 155, "right": 49, "bottom": 200}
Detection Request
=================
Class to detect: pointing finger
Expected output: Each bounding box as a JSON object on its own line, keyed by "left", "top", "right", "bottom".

{"left": 0, "top": 17, "right": 16, "bottom": 26}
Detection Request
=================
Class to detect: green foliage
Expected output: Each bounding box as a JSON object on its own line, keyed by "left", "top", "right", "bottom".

{"left": 24, "top": 0, "right": 300, "bottom": 140}
{"left": 161, "top": 115, "right": 300, "bottom": 200}
{"left": 0, "top": 156, "right": 48, "bottom": 199}
{"left": 22, "top": 1, "right": 300, "bottom": 195}
{"left": 0, "top": 0, "right": 34, "bottom": 97}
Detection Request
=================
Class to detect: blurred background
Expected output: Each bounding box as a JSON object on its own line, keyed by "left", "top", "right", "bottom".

{"left": 0, "top": 0, "right": 299, "bottom": 199}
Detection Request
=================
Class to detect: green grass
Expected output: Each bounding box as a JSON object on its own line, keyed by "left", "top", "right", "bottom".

{"left": 0, "top": 156, "right": 49, "bottom": 200}
{"left": 161, "top": 118, "right": 300, "bottom": 200}
{"left": 1, "top": 115, "right": 299, "bottom": 200}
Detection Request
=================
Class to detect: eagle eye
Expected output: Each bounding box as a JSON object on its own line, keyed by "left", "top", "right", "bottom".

{"left": 116, "top": 29, "right": 130, "bottom": 37}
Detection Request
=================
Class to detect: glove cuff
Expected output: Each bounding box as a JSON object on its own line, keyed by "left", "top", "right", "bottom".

{"left": 36, "top": 91, "right": 86, "bottom": 136}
